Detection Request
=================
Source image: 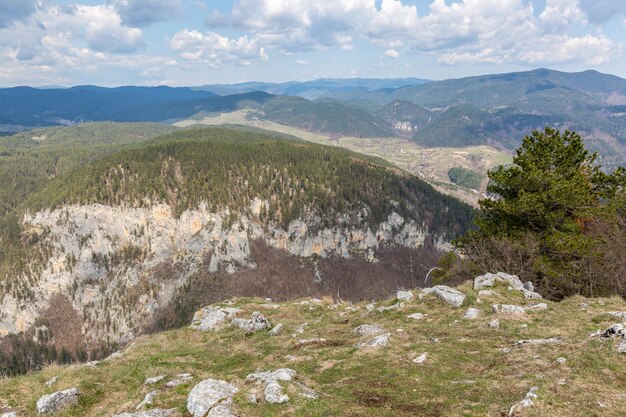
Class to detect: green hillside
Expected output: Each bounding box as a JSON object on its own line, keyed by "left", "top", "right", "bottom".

{"left": 22, "top": 127, "right": 473, "bottom": 236}
{"left": 0, "top": 123, "right": 177, "bottom": 216}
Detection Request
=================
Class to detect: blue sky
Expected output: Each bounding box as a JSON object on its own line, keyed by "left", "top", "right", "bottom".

{"left": 0, "top": 0, "right": 625, "bottom": 86}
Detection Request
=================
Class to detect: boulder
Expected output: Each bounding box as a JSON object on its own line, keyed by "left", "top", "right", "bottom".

{"left": 231, "top": 311, "right": 271, "bottom": 333}
{"left": 191, "top": 306, "right": 241, "bottom": 331}
{"left": 422, "top": 285, "right": 466, "bottom": 308}
{"left": 36, "top": 388, "right": 79, "bottom": 414}
{"left": 464, "top": 308, "right": 480, "bottom": 319}
{"left": 396, "top": 290, "right": 414, "bottom": 301}
{"left": 186, "top": 379, "right": 238, "bottom": 417}
{"left": 474, "top": 272, "right": 525, "bottom": 291}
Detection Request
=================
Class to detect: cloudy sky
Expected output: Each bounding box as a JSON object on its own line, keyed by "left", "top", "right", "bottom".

{"left": 0, "top": 0, "right": 625, "bottom": 86}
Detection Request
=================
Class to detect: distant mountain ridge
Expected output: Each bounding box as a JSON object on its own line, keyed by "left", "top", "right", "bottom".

{"left": 1, "top": 69, "right": 625, "bottom": 166}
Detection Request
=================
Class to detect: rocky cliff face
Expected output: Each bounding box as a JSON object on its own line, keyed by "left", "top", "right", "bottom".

{"left": 0, "top": 199, "right": 439, "bottom": 346}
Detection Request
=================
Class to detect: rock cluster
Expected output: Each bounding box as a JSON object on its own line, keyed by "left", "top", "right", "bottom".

{"left": 231, "top": 312, "right": 271, "bottom": 333}
{"left": 190, "top": 306, "right": 242, "bottom": 331}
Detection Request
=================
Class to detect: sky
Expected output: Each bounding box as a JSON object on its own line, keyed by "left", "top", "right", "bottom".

{"left": 0, "top": 0, "right": 625, "bottom": 87}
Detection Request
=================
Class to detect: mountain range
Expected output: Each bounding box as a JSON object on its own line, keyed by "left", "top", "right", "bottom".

{"left": 1, "top": 69, "right": 625, "bottom": 168}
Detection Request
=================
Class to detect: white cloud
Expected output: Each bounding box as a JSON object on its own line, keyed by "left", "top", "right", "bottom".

{"left": 111, "top": 0, "right": 183, "bottom": 27}
{"left": 384, "top": 48, "right": 399, "bottom": 58}
{"left": 295, "top": 59, "right": 308, "bottom": 64}
{"left": 205, "top": 0, "right": 619, "bottom": 68}
{"left": 0, "top": 0, "right": 37, "bottom": 28}
{"left": 169, "top": 29, "right": 268, "bottom": 68}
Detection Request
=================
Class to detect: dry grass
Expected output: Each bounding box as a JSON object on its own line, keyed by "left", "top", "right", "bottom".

{"left": 0, "top": 283, "right": 625, "bottom": 416}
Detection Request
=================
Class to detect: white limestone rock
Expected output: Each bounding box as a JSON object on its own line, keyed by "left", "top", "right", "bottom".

{"left": 358, "top": 333, "right": 390, "bottom": 349}
{"left": 464, "top": 308, "right": 480, "bottom": 319}
{"left": 144, "top": 375, "right": 165, "bottom": 385}
{"left": 492, "top": 304, "right": 526, "bottom": 315}
{"left": 112, "top": 410, "right": 176, "bottom": 417}
{"left": 353, "top": 324, "right": 386, "bottom": 336}
{"left": 474, "top": 272, "right": 525, "bottom": 291}
{"left": 513, "top": 338, "right": 562, "bottom": 347}
{"left": 186, "top": 379, "right": 238, "bottom": 417}
{"left": 264, "top": 382, "right": 289, "bottom": 404}
{"left": 407, "top": 312, "right": 426, "bottom": 320}
{"left": 488, "top": 319, "right": 500, "bottom": 329}
{"left": 136, "top": 391, "right": 157, "bottom": 410}
{"left": 396, "top": 290, "right": 414, "bottom": 301}
{"left": 422, "top": 285, "right": 466, "bottom": 308}
{"left": 508, "top": 387, "right": 538, "bottom": 416}
{"left": 478, "top": 290, "right": 497, "bottom": 297}
{"left": 413, "top": 352, "right": 428, "bottom": 364}
{"left": 191, "top": 306, "right": 242, "bottom": 331}
{"left": 268, "top": 323, "right": 283, "bottom": 336}
{"left": 231, "top": 311, "right": 271, "bottom": 333}
{"left": 36, "top": 388, "right": 79, "bottom": 414}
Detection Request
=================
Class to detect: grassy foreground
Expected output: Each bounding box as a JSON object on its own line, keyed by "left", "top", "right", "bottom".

{"left": 1, "top": 281, "right": 625, "bottom": 416}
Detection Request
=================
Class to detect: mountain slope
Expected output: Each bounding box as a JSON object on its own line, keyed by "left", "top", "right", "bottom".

{"left": 0, "top": 127, "right": 473, "bottom": 372}
{"left": 1, "top": 280, "right": 625, "bottom": 416}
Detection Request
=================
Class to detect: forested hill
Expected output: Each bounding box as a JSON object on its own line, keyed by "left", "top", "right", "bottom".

{"left": 23, "top": 127, "right": 473, "bottom": 237}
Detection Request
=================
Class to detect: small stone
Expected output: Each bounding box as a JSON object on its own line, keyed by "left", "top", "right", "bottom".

{"left": 413, "top": 352, "right": 427, "bottom": 364}
{"left": 353, "top": 324, "right": 386, "bottom": 336}
{"left": 556, "top": 357, "right": 566, "bottom": 364}
{"left": 1, "top": 412, "right": 18, "bottom": 417}
{"left": 492, "top": 304, "right": 526, "bottom": 315}
{"left": 508, "top": 387, "right": 538, "bottom": 416}
{"left": 526, "top": 303, "right": 548, "bottom": 311}
{"left": 464, "top": 308, "right": 480, "bottom": 319}
{"left": 522, "top": 289, "right": 543, "bottom": 299}
{"left": 618, "top": 339, "right": 626, "bottom": 354}
{"left": 478, "top": 290, "right": 497, "bottom": 297}
{"left": 378, "top": 302, "right": 405, "bottom": 312}
{"left": 268, "top": 323, "right": 283, "bottom": 336}
{"left": 112, "top": 409, "right": 176, "bottom": 417}
{"left": 488, "top": 319, "right": 500, "bottom": 329}
{"left": 264, "top": 381, "right": 289, "bottom": 404}
{"left": 299, "top": 386, "right": 318, "bottom": 400}
{"left": 523, "top": 281, "right": 535, "bottom": 292}
{"left": 607, "top": 312, "right": 626, "bottom": 319}
{"left": 136, "top": 391, "right": 157, "bottom": 410}
{"left": 514, "top": 337, "right": 562, "bottom": 347}
{"left": 365, "top": 303, "right": 376, "bottom": 312}
{"left": 296, "top": 338, "right": 327, "bottom": 347}
{"left": 407, "top": 312, "right": 426, "bottom": 320}
{"left": 358, "top": 333, "right": 390, "bottom": 349}
{"left": 165, "top": 373, "right": 193, "bottom": 388}
{"left": 45, "top": 376, "right": 58, "bottom": 387}
{"left": 396, "top": 290, "right": 414, "bottom": 301}
{"left": 248, "top": 393, "right": 258, "bottom": 404}
{"left": 144, "top": 376, "right": 165, "bottom": 385}
{"left": 36, "top": 388, "right": 79, "bottom": 414}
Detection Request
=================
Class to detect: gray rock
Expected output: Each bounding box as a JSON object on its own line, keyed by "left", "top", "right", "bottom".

{"left": 296, "top": 338, "right": 327, "bottom": 347}
{"left": 556, "top": 357, "right": 567, "bottom": 364}
{"left": 464, "top": 308, "right": 480, "bottom": 319}
{"left": 492, "top": 304, "right": 526, "bottom": 315}
{"left": 357, "top": 333, "right": 390, "bottom": 349}
{"left": 186, "top": 379, "right": 238, "bottom": 417}
{"left": 478, "top": 290, "right": 497, "bottom": 297}
{"left": 474, "top": 272, "right": 525, "bottom": 291}
{"left": 144, "top": 375, "right": 165, "bottom": 385}
{"left": 112, "top": 410, "right": 176, "bottom": 417}
{"left": 522, "top": 289, "right": 543, "bottom": 299}
{"left": 191, "top": 306, "right": 241, "bottom": 331}
{"left": 264, "top": 381, "right": 289, "bottom": 404}
{"left": 422, "top": 285, "right": 466, "bottom": 307}
{"left": 165, "top": 373, "right": 193, "bottom": 388}
{"left": 413, "top": 352, "right": 427, "bottom": 364}
{"left": 246, "top": 369, "right": 296, "bottom": 384}
{"left": 526, "top": 303, "right": 548, "bottom": 311}
{"left": 1, "top": 412, "right": 18, "bottom": 417}
{"left": 407, "top": 312, "right": 426, "bottom": 320}
{"left": 378, "top": 302, "right": 404, "bottom": 312}
{"left": 513, "top": 337, "right": 562, "bottom": 347}
{"left": 353, "top": 324, "right": 386, "bottom": 336}
{"left": 523, "top": 281, "right": 535, "bottom": 292}
{"left": 36, "top": 388, "right": 79, "bottom": 414}
{"left": 268, "top": 323, "right": 283, "bottom": 336}
{"left": 488, "top": 319, "right": 500, "bottom": 329}
{"left": 231, "top": 311, "right": 271, "bottom": 333}
{"left": 617, "top": 338, "right": 626, "bottom": 354}
{"left": 136, "top": 391, "right": 157, "bottom": 409}
{"left": 607, "top": 312, "right": 626, "bottom": 319}
{"left": 601, "top": 323, "right": 626, "bottom": 338}
{"left": 508, "top": 387, "right": 538, "bottom": 416}
{"left": 396, "top": 290, "right": 414, "bottom": 301}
